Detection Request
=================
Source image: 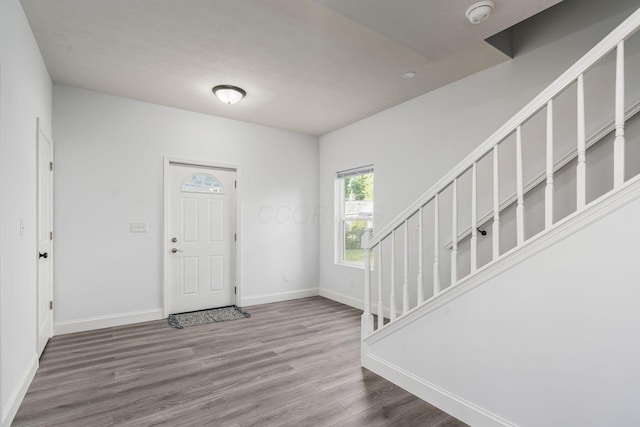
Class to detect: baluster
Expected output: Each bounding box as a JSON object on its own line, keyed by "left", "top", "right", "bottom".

{"left": 361, "top": 229, "right": 374, "bottom": 339}
{"left": 470, "top": 163, "right": 478, "bottom": 274}
{"left": 577, "top": 74, "right": 586, "bottom": 209}
{"left": 516, "top": 126, "right": 525, "bottom": 245}
{"left": 545, "top": 100, "right": 554, "bottom": 229}
{"left": 433, "top": 194, "right": 440, "bottom": 295}
{"left": 390, "top": 230, "right": 396, "bottom": 322}
{"left": 492, "top": 145, "right": 500, "bottom": 260}
{"left": 417, "top": 207, "right": 424, "bottom": 304}
{"left": 402, "top": 221, "right": 409, "bottom": 314}
{"left": 614, "top": 40, "right": 625, "bottom": 188}
{"left": 451, "top": 179, "right": 458, "bottom": 286}
{"left": 377, "top": 244, "right": 383, "bottom": 330}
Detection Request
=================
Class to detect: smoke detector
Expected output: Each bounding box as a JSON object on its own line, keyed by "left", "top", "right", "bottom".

{"left": 466, "top": 1, "right": 495, "bottom": 24}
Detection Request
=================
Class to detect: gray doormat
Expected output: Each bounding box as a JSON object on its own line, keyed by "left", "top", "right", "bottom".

{"left": 168, "top": 306, "right": 250, "bottom": 329}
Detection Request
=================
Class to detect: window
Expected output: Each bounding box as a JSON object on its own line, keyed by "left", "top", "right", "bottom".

{"left": 182, "top": 173, "right": 223, "bottom": 194}
{"left": 336, "top": 165, "right": 374, "bottom": 266}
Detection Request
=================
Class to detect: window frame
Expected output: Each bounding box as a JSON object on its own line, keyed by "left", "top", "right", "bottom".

{"left": 334, "top": 166, "right": 374, "bottom": 269}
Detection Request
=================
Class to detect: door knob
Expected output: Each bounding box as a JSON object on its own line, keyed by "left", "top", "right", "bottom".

{"left": 171, "top": 248, "right": 183, "bottom": 253}
{"left": 39, "top": 252, "right": 48, "bottom": 259}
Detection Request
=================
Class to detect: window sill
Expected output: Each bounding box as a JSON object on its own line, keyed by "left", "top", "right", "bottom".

{"left": 335, "top": 261, "right": 366, "bottom": 270}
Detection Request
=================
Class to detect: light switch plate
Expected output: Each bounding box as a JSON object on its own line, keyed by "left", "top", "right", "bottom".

{"left": 130, "top": 222, "right": 148, "bottom": 233}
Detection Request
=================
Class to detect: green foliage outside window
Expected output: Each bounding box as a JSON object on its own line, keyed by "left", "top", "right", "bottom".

{"left": 344, "top": 174, "right": 373, "bottom": 201}
{"left": 345, "top": 221, "right": 368, "bottom": 250}
{"left": 340, "top": 170, "right": 373, "bottom": 265}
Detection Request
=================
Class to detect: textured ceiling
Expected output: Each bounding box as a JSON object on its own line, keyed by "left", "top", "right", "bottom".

{"left": 21, "top": 0, "right": 562, "bottom": 135}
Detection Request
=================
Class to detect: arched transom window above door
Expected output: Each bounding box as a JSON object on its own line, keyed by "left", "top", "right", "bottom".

{"left": 181, "top": 173, "right": 224, "bottom": 194}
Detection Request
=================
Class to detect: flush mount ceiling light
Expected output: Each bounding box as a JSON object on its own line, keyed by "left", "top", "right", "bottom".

{"left": 466, "top": 1, "right": 494, "bottom": 25}
{"left": 212, "top": 85, "right": 246, "bottom": 105}
{"left": 402, "top": 71, "right": 417, "bottom": 80}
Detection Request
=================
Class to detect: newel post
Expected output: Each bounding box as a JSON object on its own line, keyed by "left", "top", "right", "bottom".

{"left": 361, "top": 228, "right": 374, "bottom": 340}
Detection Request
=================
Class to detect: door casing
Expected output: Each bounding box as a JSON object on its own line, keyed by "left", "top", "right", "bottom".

{"left": 163, "top": 157, "right": 242, "bottom": 317}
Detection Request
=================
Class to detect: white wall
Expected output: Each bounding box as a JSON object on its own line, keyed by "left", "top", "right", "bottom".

{"left": 365, "top": 182, "right": 640, "bottom": 427}
{"left": 52, "top": 86, "right": 318, "bottom": 329}
{"left": 318, "top": 0, "right": 640, "bottom": 305}
{"left": 0, "top": 0, "right": 52, "bottom": 425}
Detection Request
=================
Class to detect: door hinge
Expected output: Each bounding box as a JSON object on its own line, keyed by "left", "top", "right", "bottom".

{"left": 50, "top": 231, "right": 53, "bottom": 240}
{"left": 234, "top": 233, "right": 237, "bottom": 242}
{"left": 49, "top": 162, "right": 53, "bottom": 171}
{"left": 234, "top": 286, "right": 237, "bottom": 295}
{"left": 49, "top": 301, "right": 53, "bottom": 310}
{"left": 234, "top": 180, "right": 237, "bottom": 189}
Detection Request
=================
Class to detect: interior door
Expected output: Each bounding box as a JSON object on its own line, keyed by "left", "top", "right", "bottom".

{"left": 167, "top": 163, "right": 236, "bottom": 314}
{"left": 37, "top": 121, "right": 53, "bottom": 356}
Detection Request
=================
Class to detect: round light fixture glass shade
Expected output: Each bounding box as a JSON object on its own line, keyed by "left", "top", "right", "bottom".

{"left": 466, "top": 1, "right": 494, "bottom": 24}
{"left": 212, "top": 85, "right": 247, "bottom": 104}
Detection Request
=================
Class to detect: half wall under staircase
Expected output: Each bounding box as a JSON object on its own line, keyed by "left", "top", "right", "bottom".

{"left": 359, "top": 7, "right": 640, "bottom": 427}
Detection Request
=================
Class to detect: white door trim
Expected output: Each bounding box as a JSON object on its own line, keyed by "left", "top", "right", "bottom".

{"left": 35, "top": 117, "right": 54, "bottom": 348}
{"left": 162, "top": 157, "right": 242, "bottom": 317}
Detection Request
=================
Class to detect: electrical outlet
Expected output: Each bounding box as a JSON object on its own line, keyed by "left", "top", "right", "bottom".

{"left": 283, "top": 273, "right": 289, "bottom": 282}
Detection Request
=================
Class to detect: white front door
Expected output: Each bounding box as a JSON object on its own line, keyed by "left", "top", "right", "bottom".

{"left": 37, "top": 121, "right": 53, "bottom": 356}
{"left": 167, "top": 163, "right": 236, "bottom": 314}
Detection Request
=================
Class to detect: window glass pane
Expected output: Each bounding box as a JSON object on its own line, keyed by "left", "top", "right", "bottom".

{"left": 343, "top": 173, "right": 374, "bottom": 220}
{"left": 182, "top": 173, "right": 223, "bottom": 193}
{"left": 343, "top": 219, "right": 373, "bottom": 263}
{"left": 337, "top": 170, "right": 374, "bottom": 266}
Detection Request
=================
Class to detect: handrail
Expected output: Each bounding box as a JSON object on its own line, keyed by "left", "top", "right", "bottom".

{"left": 365, "top": 7, "right": 640, "bottom": 250}
{"left": 443, "top": 99, "right": 640, "bottom": 249}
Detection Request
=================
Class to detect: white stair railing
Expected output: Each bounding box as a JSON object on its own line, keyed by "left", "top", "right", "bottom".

{"left": 361, "top": 7, "right": 640, "bottom": 339}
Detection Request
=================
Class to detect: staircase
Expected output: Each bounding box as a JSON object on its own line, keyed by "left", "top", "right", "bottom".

{"left": 359, "top": 8, "right": 640, "bottom": 427}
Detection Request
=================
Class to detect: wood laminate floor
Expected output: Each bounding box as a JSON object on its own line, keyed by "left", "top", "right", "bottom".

{"left": 14, "top": 296, "right": 467, "bottom": 427}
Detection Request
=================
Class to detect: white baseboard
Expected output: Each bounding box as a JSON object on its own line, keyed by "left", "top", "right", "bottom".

{"left": 2, "top": 355, "right": 38, "bottom": 427}
{"left": 242, "top": 288, "right": 318, "bottom": 307}
{"left": 319, "top": 288, "right": 363, "bottom": 310}
{"left": 53, "top": 308, "right": 164, "bottom": 335}
{"left": 362, "top": 352, "right": 515, "bottom": 427}
{"left": 319, "top": 288, "right": 396, "bottom": 319}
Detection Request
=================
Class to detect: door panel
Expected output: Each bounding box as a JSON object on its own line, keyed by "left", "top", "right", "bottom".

{"left": 168, "top": 164, "right": 236, "bottom": 314}
{"left": 183, "top": 198, "right": 199, "bottom": 242}
{"left": 182, "top": 257, "right": 199, "bottom": 295}
{"left": 210, "top": 255, "right": 224, "bottom": 291}
{"left": 209, "top": 200, "right": 224, "bottom": 241}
